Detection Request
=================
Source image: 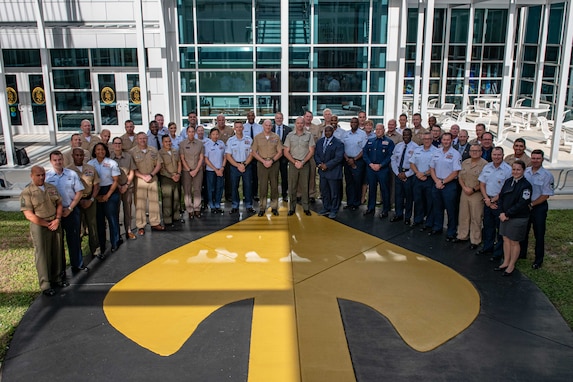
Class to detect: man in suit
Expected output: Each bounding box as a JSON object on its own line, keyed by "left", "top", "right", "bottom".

{"left": 453, "top": 127, "right": 471, "bottom": 161}
{"left": 272, "top": 112, "right": 291, "bottom": 201}
{"left": 315, "top": 125, "right": 344, "bottom": 219}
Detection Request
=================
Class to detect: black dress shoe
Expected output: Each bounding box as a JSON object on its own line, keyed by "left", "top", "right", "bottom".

{"left": 42, "top": 288, "right": 56, "bottom": 297}
{"left": 287, "top": 210, "right": 295, "bottom": 216}
{"left": 428, "top": 230, "right": 443, "bottom": 236}
{"left": 304, "top": 210, "right": 311, "bottom": 216}
{"left": 282, "top": 196, "right": 288, "bottom": 202}
{"left": 404, "top": 219, "right": 411, "bottom": 225}
{"left": 494, "top": 266, "right": 508, "bottom": 271}
{"left": 502, "top": 270, "right": 514, "bottom": 277}
{"left": 343, "top": 205, "right": 352, "bottom": 210}
{"left": 247, "top": 208, "right": 256, "bottom": 214}
{"left": 257, "top": 210, "right": 265, "bottom": 217}
{"left": 379, "top": 212, "right": 389, "bottom": 218}
{"left": 469, "top": 244, "right": 478, "bottom": 250}
{"left": 229, "top": 208, "right": 239, "bottom": 214}
{"left": 309, "top": 197, "right": 316, "bottom": 204}
{"left": 271, "top": 209, "right": 279, "bottom": 216}
{"left": 532, "top": 263, "right": 542, "bottom": 269}
{"left": 419, "top": 226, "right": 431, "bottom": 232}
{"left": 389, "top": 215, "right": 402, "bottom": 222}
{"left": 72, "top": 266, "right": 90, "bottom": 273}
{"left": 363, "top": 209, "right": 375, "bottom": 216}
{"left": 56, "top": 280, "right": 70, "bottom": 287}
{"left": 110, "top": 246, "right": 118, "bottom": 253}
{"left": 445, "top": 236, "right": 455, "bottom": 242}
{"left": 411, "top": 222, "right": 422, "bottom": 227}
{"left": 475, "top": 249, "right": 492, "bottom": 256}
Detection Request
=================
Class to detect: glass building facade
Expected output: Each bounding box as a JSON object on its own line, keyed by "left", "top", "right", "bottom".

{"left": 1, "top": 0, "right": 573, "bottom": 162}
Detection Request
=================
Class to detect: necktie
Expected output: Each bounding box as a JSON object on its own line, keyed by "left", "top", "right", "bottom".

{"left": 277, "top": 126, "right": 282, "bottom": 140}
{"left": 155, "top": 135, "right": 161, "bottom": 149}
{"left": 250, "top": 125, "right": 254, "bottom": 139}
{"left": 323, "top": 138, "right": 329, "bottom": 154}
{"left": 399, "top": 144, "right": 407, "bottom": 172}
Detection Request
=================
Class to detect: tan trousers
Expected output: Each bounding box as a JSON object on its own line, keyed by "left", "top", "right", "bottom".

{"left": 30, "top": 222, "right": 64, "bottom": 291}
{"left": 135, "top": 178, "right": 161, "bottom": 228}
{"left": 258, "top": 161, "right": 280, "bottom": 210}
{"left": 160, "top": 176, "right": 181, "bottom": 224}
{"left": 119, "top": 186, "right": 134, "bottom": 235}
{"left": 182, "top": 170, "right": 203, "bottom": 213}
{"left": 457, "top": 192, "right": 484, "bottom": 244}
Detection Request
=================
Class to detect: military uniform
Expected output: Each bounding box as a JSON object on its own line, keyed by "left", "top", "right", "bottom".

{"left": 111, "top": 151, "right": 136, "bottom": 237}
{"left": 80, "top": 134, "right": 101, "bottom": 152}
{"left": 411, "top": 127, "right": 428, "bottom": 145}
{"left": 457, "top": 158, "right": 488, "bottom": 245}
{"left": 130, "top": 146, "right": 163, "bottom": 229}
{"left": 67, "top": 162, "right": 100, "bottom": 256}
{"left": 429, "top": 147, "right": 462, "bottom": 237}
{"left": 363, "top": 136, "right": 395, "bottom": 214}
{"left": 252, "top": 132, "right": 283, "bottom": 211}
{"left": 284, "top": 130, "right": 315, "bottom": 212}
{"left": 63, "top": 148, "right": 91, "bottom": 167}
{"left": 226, "top": 135, "right": 254, "bottom": 210}
{"left": 304, "top": 123, "right": 323, "bottom": 199}
{"left": 180, "top": 138, "right": 204, "bottom": 215}
{"left": 159, "top": 147, "right": 181, "bottom": 224}
{"left": 20, "top": 182, "right": 65, "bottom": 292}
{"left": 504, "top": 153, "right": 532, "bottom": 167}
{"left": 120, "top": 133, "right": 137, "bottom": 152}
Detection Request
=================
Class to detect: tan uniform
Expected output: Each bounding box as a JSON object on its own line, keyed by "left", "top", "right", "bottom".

{"left": 285, "top": 131, "right": 315, "bottom": 211}
{"left": 80, "top": 134, "right": 101, "bottom": 152}
{"left": 111, "top": 151, "right": 136, "bottom": 236}
{"left": 20, "top": 183, "right": 64, "bottom": 291}
{"left": 252, "top": 132, "right": 283, "bottom": 210}
{"left": 504, "top": 153, "right": 531, "bottom": 167}
{"left": 120, "top": 133, "right": 137, "bottom": 152}
{"left": 412, "top": 127, "right": 428, "bottom": 145}
{"left": 180, "top": 139, "right": 204, "bottom": 213}
{"left": 68, "top": 163, "right": 100, "bottom": 254}
{"left": 218, "top": 126, "right": 235, "bottom": 144}
{"left": 130, "top": 146, "right": 163, "bottom": 228}
{"left": 386, "top": 131, "right": 404, "bottom": 145}
{"left": 159, "top": 148, "right": 181, "bottom": 224}
{"left": 304, "top": 123, "right": 323, "bottom": 198}
{"left": 457, "top": 158, "right": 488, "bottom": 244}
{"left": 63, "top": 148, "right": 91, "bottom": 167}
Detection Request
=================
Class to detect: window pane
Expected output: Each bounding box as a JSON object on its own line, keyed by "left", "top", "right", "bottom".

{"left": 314, "top": 71, "right": 366, "bottom": 92}
{"left": 432, "top": 9, "right": 445, "bottom": 43}
{"left": 53, "top": 69, "right": 91, "bottom": 89}
{"left": 289, "top": 1, "right": 311, "bottom": 44}
{"left": 198, "top": 71, "right": 253, "bottom": 92}
{"left": 200, "top": 96, "right": 254, "bottom": 117}
{"left": 180, "top": 47, "right": 196, "bottom": 69}
{"left": 57, "top": 113, "right": 95, "bottom": 131}
{"left": 289, "top": 72, "right": 310, "bottom": 92}
{"left": 484, "top": 10, "right": 507, "bottom": 43}
{"left": 368, "top": 95, "right": 384, "bottom": 116}
{"left": 547, "top": 3, "right": 564, "bottom": 44}
{"left": 198, "top": 47, "right": 253, "bottom": 69}
{"left": 522, "top": 63, "right": 536, "bottom": 79}
{"left": 5, "top": 75, "right": 22, "bottom": 125}
{"left": 55, "top": 92, "right": 93, "bottom": 111}
{"left": 523, "top": 46, "right": 537, "bottom": 61}
{"left": 447, "top": 63, "right": 465, "bottom": 78}
{"left": 406, "top": 8, "right": 418, "bottom": 43}
{"left": 482, "top": 46, "right": 504, "bottom": 60}
{"left": 371, "top": 0, "right": 389, "bottom": 44}
{"left": 473, "top": 9, "right": 485, "bottom": 44}
{"left": 449, "top": 45, "right": 466, "bottom": 60}
{"left": 545, "top": 46, "right": 559, "bottom": 63}
{"left": 182, "top": 96, "right": 198, "bottom": 118}
{"left": 196, "top": 0, "right": 251, "bottom": 44}
{"left": 91, "top": 48, "right": 137, "bottom": 66}
{"left": 370, "top": 71, "right": 385, "bottom": 92}
{"left": 314, "top": 95, "right": 366, "bottom": 116}
{"left": 127, "top": 74, "right": 142, "bottom": 125}
{"left": 446, "top": 79, "right": 464, "bottom": 95}
{"left": 450, "top": 9, "right": 469, "bottom": 43}
{"left": 289, "top": 47, "right": 310, "bottom": 68}
{"left": 371, "top": 47, "right": 386, "bottom": 69}
{"left": 177, "top": 0, "right": 195, "bottom": 44}
{"left": 3, "top": 49, "right": 41, "bottom": 67}
{"left": 255, "top": 0, "right": 280, "bottom": 44}
{"left": 29, "top": 75, "right": 48, "bottom": 125}
{"left": 289, "top": 95, "right": 310, "bottom": 116}
{"left": 525, "top": 6, "right": 542, "bottom": 44}
{"left": 51, "top": 49, "right": 89, "bottom": 67}
{"left": 257, "top": 72, "right": 280, "bottom": 92}
{"left": 314, "top": 47, "right": 367, "bottom": 69}
{"left": 543, "top": 65, "right": 557, "bottom": 81}
{"left": 257, "top": 47, "right": 281, "bottom": 68}
{"left": 256, "top": 95, "right": 278, "bottom": 116}
{"left": 315, "top": 0, "right": 370, "bottom": 44}
{"left": 181, "top": 72, "right": 197, "bottom": 93}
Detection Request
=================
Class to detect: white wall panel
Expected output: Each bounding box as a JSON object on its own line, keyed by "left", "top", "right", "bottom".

{"left": 0, "top": 1, "right": 36, "bottom": 22}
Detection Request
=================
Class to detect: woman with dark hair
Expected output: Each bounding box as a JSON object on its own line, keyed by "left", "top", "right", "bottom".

{"left": 495, "top": 160, "right": 532, "bottom": 276}
{"left": 89, "top": 142, "right": 122, "bottom": 255}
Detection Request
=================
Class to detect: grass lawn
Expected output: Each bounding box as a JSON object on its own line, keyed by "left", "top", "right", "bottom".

{"left": 0, "top": 209, "right": 572, "bottom": 365}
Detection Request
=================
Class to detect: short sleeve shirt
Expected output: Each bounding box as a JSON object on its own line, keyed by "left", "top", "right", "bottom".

{"left": 180, "top": 139, "right": 204, "bottom": 170}
{"left": 45, "top": 168, "right": 85, "bottom": 208}
{"left": 430, "top": 147, "right": 462, "bottom": 179}
{"left": 252, "top": 132, "right": 283, "bottom": 159}
{"left": 225, "top": 136, "right": 252, "bottom": 163}
{"left": 159, "top": 148, "right": 181, "bottom": 177}
{"left": 342, "top": 129, "right": 368, "bottom": 158}
{"left": 130, "top": 146, "right": 163, "bottom": 176}
{"left": 478, "top": 161, "right": 512, "bottom": 196}
{"left": 524, "top": 166, "right": 554, "bottom": 201}
{"left": 409, "top": 145, "right": 438, "bottom": 174}
{"left": 110, "top": 151, "right": 136, "bottom": 186}
{"left": 20, "top": 183, "right": 61, "bottom": 219}
{"left": 204, "top": 140, "right": 226, "bottom": 171}
{"left": 284, "top": 131, "right": 315, "bottom": 161}
{"left": 88, "top": 157, "right": 121, "bottom": 187}
{"left": 67, "top": 163, "right": 100, "bottom": 198}
{"left": 459, "top": 158, "right": 488, "bottom": 190}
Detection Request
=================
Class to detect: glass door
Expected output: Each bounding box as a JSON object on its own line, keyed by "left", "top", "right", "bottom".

{"left": 94, "top": 72, "right": 142, "bottom": 134}
{"left": 5, "top": 73, "right": 48, "bottom": 132}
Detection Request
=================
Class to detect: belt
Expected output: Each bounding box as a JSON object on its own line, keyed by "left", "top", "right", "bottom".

{"left": 43, "top": 215, "right": 57, "bottom": 222}
{"left": 487, "top": 195, "right": 496, "bottom": 199}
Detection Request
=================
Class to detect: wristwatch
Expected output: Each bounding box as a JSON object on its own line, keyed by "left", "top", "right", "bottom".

{"left": 68, "top": 206, "right": 74, "bottom": 212}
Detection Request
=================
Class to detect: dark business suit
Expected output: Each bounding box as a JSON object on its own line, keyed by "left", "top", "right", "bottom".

{"left": 314, "top": 136, "right": 344, "bottom": 215}
{"left": 273, "top": 124, "right": 291, "bottom": 199}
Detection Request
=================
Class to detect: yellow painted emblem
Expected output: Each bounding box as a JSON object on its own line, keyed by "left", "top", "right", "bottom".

{"left": 104, "top": 208, "right": 480, "bottom": 381}
{"left": 32, "top": 87, "right": 45, "bottom": 105}
{"left": 6, "top": 87, "right": 17, "bottom": 105}
{"left": 130, "top": 86, "right": 141, "bottom": 104}
{"left": 101, "top": 86, "right": 115, "bottom": 104}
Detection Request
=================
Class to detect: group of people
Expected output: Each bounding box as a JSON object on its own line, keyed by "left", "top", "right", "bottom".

{"left": 21, "top": 108, "right": 554, "bottom": 296}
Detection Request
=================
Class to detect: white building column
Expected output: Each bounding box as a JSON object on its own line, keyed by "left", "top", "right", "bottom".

{"left": 281, "top": 0, "right": 289, "bottom": 120}
{"left": 135, "top": 0, "right": 150, "bottom": 124}
{"left": 420, "top": 0, "right": 434, "bottom": 120}
{"left": 386, "top": 1, "right": 402, "bottom": 118}
{"left": 533, "top": 4, "right": 550, "bottom": 108}
{"left": 550, "top": 0, "right": 573, "bottom": 163}
{"left": 0, "top": 49, "right": 15, "bottom": 167}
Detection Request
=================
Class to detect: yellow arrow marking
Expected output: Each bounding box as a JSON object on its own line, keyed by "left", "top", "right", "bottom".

{"left": 104, "top": 207, "right": 480, "bottom": 381}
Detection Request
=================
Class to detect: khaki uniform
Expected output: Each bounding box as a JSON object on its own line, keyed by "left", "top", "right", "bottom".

{"left": 80, "top": 134, "right": 101, "bottom": 152}
{"left": 68, "top": 163, "right": 100, "bottom": 255}
{"left": 120, "top": 133, "right": 137, "bottom": 152}
{"left": 252, "top": 132, "right": 283, "bottom": 210}
{"left": 457, "top": 158, "right": 488, "bottom": 244}
{"left": 130, "top": 146, "right": 163, "bottom": 228}
{"left": 20, "top": 183, "right": 64, "bottom": 291}
{"left": 285, "top": 131, "right": 315, "bottom": 211}
{"left": 504, "top": 153, "right": 531, "bottom": 167}
{"left": 218, "top": 126, "right": 235, "bottom": 144}
{"left": 412, "top": 127, "right": 428, "bottom": 145}
{"left": 111, "top": 151, "right": 136, "bottom": 236}
{"left": 386, "top": 131, "right": 404, "bottom": 145}
{"left": 159, "top": 148, "right": 181, "bottom": 224}
{"left": 63, "top": 148, "right": 91, "bottom": 167}
{"left": 304, "top": 123, "right": 323, "bottom": 198}
{"left": 180, "top": 139, "right": 204, "bottom": 213}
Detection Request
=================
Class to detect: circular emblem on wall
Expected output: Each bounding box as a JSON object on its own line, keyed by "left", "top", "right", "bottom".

{"left": 7, "top": 87, "right": 17, "bottom": 105}
{"left": 130, "top": 86, "right": 141, "bottom": 104}
{"left": 101, "top": 86, "right": 116, "bottom": 105}
{"left": 32, "top": 87, "right": 46, "bottom": 105}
